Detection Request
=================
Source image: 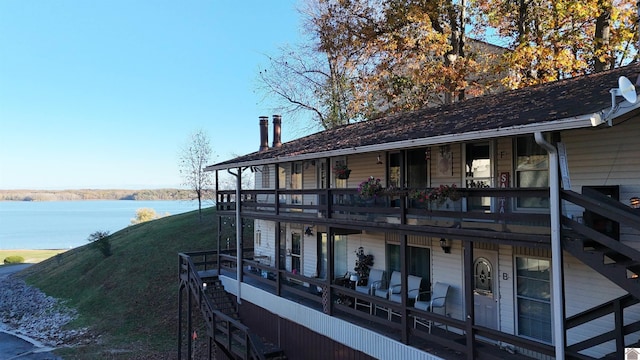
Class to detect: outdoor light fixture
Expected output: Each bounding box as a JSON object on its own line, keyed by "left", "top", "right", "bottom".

{"left": 305, "top": 226, "right": 314, "bottom": 236}
{"left": 440, "top": 238, "right": 451, "bottom": 253}
{"left": 202, "top": 282, "right": 207, "bottom": 291}
{"left": 631, "top": 197, "right": 640, "bottom": 209}
{"left": 377, "top": 154, "right": 383, "bottom": 165}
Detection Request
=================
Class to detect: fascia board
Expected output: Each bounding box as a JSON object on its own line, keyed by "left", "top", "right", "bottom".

{"left": 205, "top": 111, "right": 604, "bottom": 172}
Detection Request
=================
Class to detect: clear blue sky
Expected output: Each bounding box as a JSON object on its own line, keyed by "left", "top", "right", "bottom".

{"left": 0, "top": 0, "right": 310, "bottom": 190}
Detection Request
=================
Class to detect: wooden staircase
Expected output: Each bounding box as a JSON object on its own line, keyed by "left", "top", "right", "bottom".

{"left": 561, "top": 190, "right": 640, "bottom": 299}
{"left": 179, "top": 253, "right": 287, "bottom": 360}
{"left": 560, "top": 190, "right": 640, "bottom": 358}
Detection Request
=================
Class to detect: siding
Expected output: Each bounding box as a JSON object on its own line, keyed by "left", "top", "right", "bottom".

{"left": 498, "top": 245, "right": 515, "bottom": 335}
{"left": 223, "top": 277, "right": 445, "bottom": 360}
{"left": 347, "top": 153, "right": 386, "bottom": 187}
{"left": 430, "top": 144, "right": 462, "bottom": 186}
{"left": 562, "top": 119, "right": 640, "bottom": 247}
{"left": 431, "top": 239, "right": 464, "bottom": 322}
{"left": 563, "top": 254, "right": 640, "bottom": 358}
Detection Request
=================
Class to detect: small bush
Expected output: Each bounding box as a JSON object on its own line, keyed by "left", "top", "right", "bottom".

{"left": 88, "top": 230, "right": 112, "bottom": 257}
{"left": 3, "top": 255, "right": 25, "bottom": 264}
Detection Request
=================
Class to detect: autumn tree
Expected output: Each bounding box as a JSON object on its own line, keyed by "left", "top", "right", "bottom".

{"left": 179, "top": 129, "right": 214, "bottom": 220}
{"left": 468, "top": 0, "right": 637, "bottom": 88}
{"left": 258, "top": 0, "right": 492, "bottom": 128}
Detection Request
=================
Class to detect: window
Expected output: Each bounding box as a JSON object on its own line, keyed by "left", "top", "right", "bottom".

{"left": 388, "top": 152, "right": 401, "bottom": 188}
{"left": 317, "top": 233, "right": 348, "bottom": 279}
{"left": 516, "top": 257, "right": 552, "bottom": 343}
{"left": 291, "top": 162, "right": 302, "bottom": 204}
{"left": 261, "top": 165, "right": 270, "bottom": 188}
{"left": 465, "top": 142, "right": 492, "bottom": 211}
{"left": 407, "top": 148, "right": 428, "bottom": 189}
{"left": 515, "top": 136, "right": 549, "bottom": 208}
{"left": 291, "top": 232, "right": 301, "bottom": 273}
{"left": 334, "top": 235, "right": 348, "bottom": 277}
{"left": 385, "top": 243, "right": 430, "bottom": 282}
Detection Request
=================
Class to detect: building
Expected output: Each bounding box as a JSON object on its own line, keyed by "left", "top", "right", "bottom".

{"left": 179, "top": 62, "right": 640, "bottom": 360}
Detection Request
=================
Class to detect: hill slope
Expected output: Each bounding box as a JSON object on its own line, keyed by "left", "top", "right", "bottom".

{"left": 18, "top": 207, "right": 219, "bottom": 359}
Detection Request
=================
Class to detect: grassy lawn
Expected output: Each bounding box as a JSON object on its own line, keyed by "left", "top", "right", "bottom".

{"left": 15, "top": 207, "right": 223, "bottom": 359}
{"left": 0, "top": 249, "right": 67, "bottom": 264}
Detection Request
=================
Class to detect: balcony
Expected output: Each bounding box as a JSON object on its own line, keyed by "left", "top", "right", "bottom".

{"left": 217, "top": 187, "right": 551, "bottom": 246}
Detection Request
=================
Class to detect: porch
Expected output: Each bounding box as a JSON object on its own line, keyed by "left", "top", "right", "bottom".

{"left": 179, "top": 187, "right": 640, "bottom": 359}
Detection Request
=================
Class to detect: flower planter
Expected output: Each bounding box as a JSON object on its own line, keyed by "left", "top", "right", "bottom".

{"left": 337, "top": 170, "right": 351, "bottom": 179}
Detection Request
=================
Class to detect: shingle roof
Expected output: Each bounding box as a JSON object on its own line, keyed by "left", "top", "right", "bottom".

{"left": 210, "top": 62, "right": 640, "bottom": 170}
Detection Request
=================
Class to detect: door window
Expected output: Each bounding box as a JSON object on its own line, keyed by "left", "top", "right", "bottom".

{"left": 474, "top": 257, "right": 493, "bottom": 295}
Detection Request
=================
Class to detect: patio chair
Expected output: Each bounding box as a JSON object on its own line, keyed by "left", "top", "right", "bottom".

{"left": 354, "top": 269, "right": 385, "bottom": 314}
{"left": 388, "top": 275, "right": 422, "bottom": 320}
{"left": 413, "top": 282, "right": 451, "bottom": 333}
{"left": 374, "top": 271, "right": 401, "bottom": 318}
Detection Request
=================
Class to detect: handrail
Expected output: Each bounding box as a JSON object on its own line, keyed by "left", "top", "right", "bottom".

{"left": 179, "top": 252, "right": 267, "bottom": 360}
{"left": 561, "top": 189, "right": 640, "bottom": 230}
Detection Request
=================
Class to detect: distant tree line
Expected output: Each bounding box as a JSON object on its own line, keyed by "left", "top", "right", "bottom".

{"left": 0, "top": 189, "right": 214, "bottom": 202}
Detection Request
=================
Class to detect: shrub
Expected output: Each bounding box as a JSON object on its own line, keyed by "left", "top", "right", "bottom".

{"left": 88, "top": 230, "right": 112, "bottom": 257}
{"left": 3, "top": 255, "right": 25, "bottom": 264}
{"left": 131, "top": 208, "right": 163, "bottom": 225}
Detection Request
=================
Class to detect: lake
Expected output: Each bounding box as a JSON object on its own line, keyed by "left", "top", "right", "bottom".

{"left": 0, "top": 200, "right": 210, "bottom": 250}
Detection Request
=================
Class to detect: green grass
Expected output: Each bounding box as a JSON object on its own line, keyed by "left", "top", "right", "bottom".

{"left": 0, "top": 249, "right": 67, "bottom": 264}
{"left": 18, "top": 207, "right": 218, "bottom": 359}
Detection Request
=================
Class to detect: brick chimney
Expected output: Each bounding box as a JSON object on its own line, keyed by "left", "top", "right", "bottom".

{"left": 259, "top": 116, "right": 269, "bottom": 152}
{"left": 272, "top": 115, "right": 282, "bottom": 148}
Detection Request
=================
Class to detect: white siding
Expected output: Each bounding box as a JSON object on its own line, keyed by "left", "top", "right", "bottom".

{"left": 562, "top": 119, "right": 640, "bottom": 247}
{"left": 254, "top": 220, "right": 276, "bottom": 267}
{"left": 349, "top": 231, "right": 386, "bottom": 273}
{"left": 222, "top": 276, "right": 445, "bottom": 360}
{"left": 563, "top": 253, "right": 640, "bottom": 358}
{"left": 346, "top": 153, "right": 386, "bottom": 187}
{"left": 430, "top": 144, "right": 463, "bottom": 186}
{"left": 431, "top": 239, "right": 464, "bottom": 322}
{"left": 497, "top": 245, "right": 515, "bottom": 335}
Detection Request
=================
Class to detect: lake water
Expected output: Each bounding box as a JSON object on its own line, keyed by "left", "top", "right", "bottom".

{"left": 0, "top": 200, "right": 209, "bottom": 250}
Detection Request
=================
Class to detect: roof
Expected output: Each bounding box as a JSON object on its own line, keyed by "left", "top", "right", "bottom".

{"left": 208, "top": 62, "right": 640, "bottom": 171}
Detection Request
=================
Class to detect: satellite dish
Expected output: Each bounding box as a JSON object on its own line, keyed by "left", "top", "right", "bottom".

{"left": 617, "top": 76, "right": 637, "bottom": 104}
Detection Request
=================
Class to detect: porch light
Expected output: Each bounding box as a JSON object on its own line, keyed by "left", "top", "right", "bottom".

{"left": 202, "top": 282, "right": 207, "bottom": 291}
{"left": 440, "top": 238, "right": 452, "bottom": 253}
{"left": 305, "top": 226, "right": 314, "bottom": 236}
{"left": 631, "top": 197, "right": 640, "bottom": 209}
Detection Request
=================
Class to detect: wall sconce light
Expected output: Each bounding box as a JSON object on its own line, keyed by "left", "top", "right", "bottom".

{"left": 286, "top": 248, "right": 291, "bottom": 256}
{"left": 305, "top": 226, "right": 314, "bottom": 236}
{"left": 376, "top": 154, "right": 383, "bottom": 165}
{"left": 440, "top": 238, "right": 451, "bottom": 253}
{"left": 631, "top": 197, "right": 640, "bottom": 209}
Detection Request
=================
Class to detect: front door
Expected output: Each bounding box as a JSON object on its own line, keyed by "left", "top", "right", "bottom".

{"left": 473, "top": 251, "right": 498, "bottom": 330}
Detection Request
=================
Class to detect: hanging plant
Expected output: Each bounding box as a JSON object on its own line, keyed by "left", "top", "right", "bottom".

{"left": 333, "top": 164, "right": 351, "bottom": 179}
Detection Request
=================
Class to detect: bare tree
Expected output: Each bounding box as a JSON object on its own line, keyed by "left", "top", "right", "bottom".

{"left": 179, "top": 129, "right": 214, "bottom": 220}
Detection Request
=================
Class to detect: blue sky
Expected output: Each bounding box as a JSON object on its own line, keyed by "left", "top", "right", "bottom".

{"left": 0, "top": 0, "right": 311, "bottom": 189}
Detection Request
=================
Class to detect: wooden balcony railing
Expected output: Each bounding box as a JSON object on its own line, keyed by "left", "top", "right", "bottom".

{"left": 217, "top": 187, "right": 551, "bottom": 239}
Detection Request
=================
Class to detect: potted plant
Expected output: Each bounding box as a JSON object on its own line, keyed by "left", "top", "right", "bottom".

{"left": 410, "top": 184, "right": 460, "bottom": 206}
{"left": 353, "top": 246, "right": 374, "bottom": 281}
{"left": 358, "top": 176, "right": 384, "bottom": 199}
{"left": 333, "top": 163, "right": 351, "bottom": 179}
